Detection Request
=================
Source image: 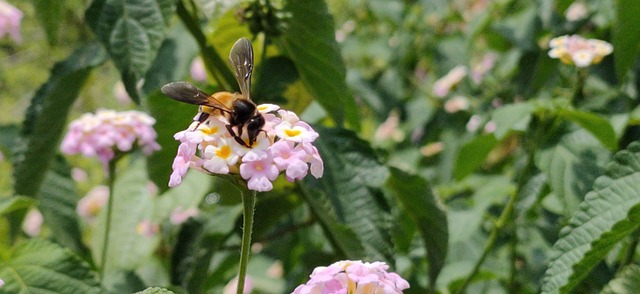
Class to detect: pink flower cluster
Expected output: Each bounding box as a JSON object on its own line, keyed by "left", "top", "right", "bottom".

{"left": 169, "top": 104, "right": 323, "bottom": 192}
{"left": 548, "top": 35, "right": 613, "bottom": 67}
{"left": 292, "top": 260, "right": 410, "bottom": 294}
{"left": 61, "top": 109, "right": 161, "bottom": 167}
{"left": 0, "top": 0, "right": 22, "bottom": 42}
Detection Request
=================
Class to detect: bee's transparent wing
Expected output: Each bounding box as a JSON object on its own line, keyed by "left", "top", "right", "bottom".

{"left": 228, "top": 37, "right": 254, "bottom": 100}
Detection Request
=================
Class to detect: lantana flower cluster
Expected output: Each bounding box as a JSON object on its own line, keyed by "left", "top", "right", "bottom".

{"left": 548, "top": 35, "right": 613, "bottom": 67}
{"left": 61, "top": 109, "right": 161, "bottom": 167}
{"left": 0, "top": 0, "right": 23, "bottom": 42}
{"left": 169, "top": 104, "right": 323, "bottom": 192}
{"left": 432, "top": 65, "right": 468, "bottom": 97}
{"left": 292, "top": 260, "right": 410, "bottom": 294}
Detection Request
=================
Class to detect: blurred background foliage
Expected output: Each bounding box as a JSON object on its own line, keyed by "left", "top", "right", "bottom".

{"left": 2, "top": 0, "right": 640, "bottom": 293}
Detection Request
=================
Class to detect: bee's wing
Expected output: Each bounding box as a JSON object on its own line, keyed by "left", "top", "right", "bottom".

{"left": 228, "top": 38, "right": 254, "bottom": 100}
{"left": 161, "top": 81, "right": 232, "bottom": 112}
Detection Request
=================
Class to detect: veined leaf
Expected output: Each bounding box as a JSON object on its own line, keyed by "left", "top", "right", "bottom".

{"left": 386, "top": 168, "right": 448, "bottom": 289}
{"left": 559, "top": 109, "right": 618, "bottom": 151}
{"left": 535, "top": 129, "right": 610, "bottom": 217}
{"left": 0, "top": 239, "right": 101, "bottom": 293}
{"left": 454, "top": 134, "right": 499, "bottom": 180}
{"left": 541, "top": 141, "right": 640, "bottom": 293}
{"left": 85, "top": 0, "right": 174, "bottom": 102}
{"left": 0, "top": 196, "right": 35, "bottom": 216}
{"left": 12, "top": 43, "right": 107, "bottom": 198}
{"left": 299, "top": 126, "right": 392, "bottom": 261}
{"left": 279, "top": 0, "right": 360, "bottom": 129}
{"left": 136, "top": 287, "right": 176, "bottom": 294}
{"left": 32, "top": 0, "right": 63, "bottom": 44}
{"left": 613, "top": 1, "right": 640, "bottom": 81}
{"left": 601, "top": 264, "right": 640, "bottom": 294}
{"left": 38, "top": 156, "right": 89, "bottom": 257}
{"left": 491, "top": 102, "right": 535, "bottom": 139}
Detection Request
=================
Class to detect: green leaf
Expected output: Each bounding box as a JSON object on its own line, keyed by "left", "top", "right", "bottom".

{"left": 298, "top": 126, "right": 392, "bottom": 261}
{"left": 38, "top": 156, "right": 90, "bottom": 257}
{"left": 535, "top": 129, "right": 610, "bottom": 217}
{"left": 85, "top": 0, "right": 174, "bottom": 102}
{"left": 253, "top": 56, "right": 301, "bottom": 106}
{"left": 0, "top": 196, "right": 35, "bottom": 216}
{"left": 541, "top": 141, "right": 640, "bottom": 294}
{"left": 0, "top": 239, "right": 102, "bottom": 293}
{"left": 601, "top": 264, "right": 640, "bottom": 294}
{"left": 279, "top": 0, "right": 360, "bottom": 129}
{"left": 613, "top": 1, "right": 640, "bottom": 81}
{"left": 136, "top": 287, "right": 176, "bottom": 294}
{"left": 559, "top": 109, "right": 618, "bottom": 151}
{"left": 454, "top": 134, "right": 499, "bottom": 180}
{"left": 143, "top": 29, "right": 200, "bottom": 193}
{"left": 386, "top": 168, "right": 448, "bottom": 289}
{"left": 32, "top": 0, "right": 63, "bottom": 44}
{"left": 12, "top": 43, "right": 107, "bottom": 198}
{"left": 93, "top": 159, "right": 211, "bottom": 273}
{"left": 491, "top": 102, "right": 535, "bottom": 139}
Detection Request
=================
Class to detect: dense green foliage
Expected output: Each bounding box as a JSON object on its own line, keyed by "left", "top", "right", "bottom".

{"left": 2, "top": 0, "right": 640, "bottom": 293}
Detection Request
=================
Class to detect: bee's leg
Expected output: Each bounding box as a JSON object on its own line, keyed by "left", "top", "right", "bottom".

{"left": 226, "top": 125, "right": 251, "bottom": 147}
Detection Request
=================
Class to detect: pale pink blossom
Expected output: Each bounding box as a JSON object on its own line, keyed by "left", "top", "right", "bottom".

{"left": 61, "top": 110, "right": 161, "bottom": 169}
{"left": 0, "top": 0, "right": 22, "bottom": 42}
{"left": 548, "top": 35, "right": 612, "bottom": 67}
{"left": 223, "top": 276, "right": 253, "bottom": 294}
{"left": 22, "top": 209, "right": 43, "bottom": 237}
{"left": 136, "top": 220, "right": 160, "bottom": 237}
{"left": 77, "top": 185, "right": 109, "bottom": 222}
{"left": 373, "top": 111, "right": 405, "bottom": 143}
{"left": 113, "top": 81, "right": 131, "bottom": 104}
{"left": 190, "top": 56, "right": 207, "bottom": 82}
{"left": 432, "top": 65, "right": 467, "bottom": 97}
{"left": 170, "top": 207, "right": 199, "bottom": 225}
{"left": 444, "top": 95, "right": 470, "bottom": 113}
{"left": 167, "top": 102, "right": 323, "bottom": 191}
{"left": 471, "top": 52, "right": 498, "bottom": 84}
{"left": 565, "top": 2, "right": 588, "bottom": 21}
{"left": 292, "top": 260, "right": 409, "bottom": 294}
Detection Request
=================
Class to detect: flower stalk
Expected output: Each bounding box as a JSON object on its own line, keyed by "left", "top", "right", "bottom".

{"left": 100, "top": 158, "right": 117, "bottom": 279}
{"left": 237, "top": 188, "right": 257, "bottom": 294}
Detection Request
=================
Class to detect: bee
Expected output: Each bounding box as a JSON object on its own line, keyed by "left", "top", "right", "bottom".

{"left": 161, "top": 38, "right": 265, "bottom": 148}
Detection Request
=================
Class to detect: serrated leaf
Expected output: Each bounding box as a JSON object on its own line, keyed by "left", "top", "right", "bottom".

{"left": 386, "top": 168, "right": 448, "bottom": 288}
{"left": 143, "top": 29, "right": 200, "bottom": 193}
{"left": 85, "top": 0, "right": 174, "bottom": 102}
{"left": 601, "top": 264, "right": 640, "bottom": 294}
{"left": 491, "top": 102, "right": 535, "bottom": 139}
{"left": 93, "top": 159, "right": 211, "bottom": 274}
{"left": 559, "top": 109, "right": 618, "bottom": 151}
{"left": 253, "top": 56, "right": 300, "bottom": 106}
{"left": 535, "top": 129, "right": 610, "bottom": 217}
{"left": 38, "top": 156, "right": 89, "bottom": 257}
{"left": 299, "top": 126, "right": 392, "bottom": 261}
{"left": 454, "top": 134, "right": 499, "bottom": 180}
{"left": 0, "top": 239, "right": 102, "bottom": 293}
{"left": 541, "top": 141, "right": 640, "bottom": 294}
{"left": 12, "top": 43, "right": 107, "bottom": 198}
{"left": 136, "top": 287, "right": 176, "bottom": 294}
{"left": 613, "top": 1, "right": 640, "bottom": 81}
{"left": 279, "top": 0, "right": 359, "bottom": 129}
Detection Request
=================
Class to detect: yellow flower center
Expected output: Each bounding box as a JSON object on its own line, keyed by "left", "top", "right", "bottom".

{"left": 285, "top": 128, "right": 301, "bottom": 137}
{"left": 216, "top": 145, "right": 232, "bottom": 159}
{"left": 202, "top": 126, "right": 219, "bottom": 135}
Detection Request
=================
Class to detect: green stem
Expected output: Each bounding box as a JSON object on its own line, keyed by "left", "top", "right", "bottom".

{"left": 100, "top": 159, "right": 117, "bottom": 280}
{"left": 455, "top": 188, "right": 518, "bottom": 294}
{"left": 237, "top": 189, "right": 257, "bottom": 294}
{"left": 571, "top": 68, "right": 587, "bottom": 105}
{"left": 176, "top": 0, "right": 237, "bottom": 91}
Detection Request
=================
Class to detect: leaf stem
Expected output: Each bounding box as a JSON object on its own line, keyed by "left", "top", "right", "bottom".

{"left": 176, "top": 0, "right": 236, "bottom": 91}
{"left": 571, "top": 68, "right": 587, "bottom": 105}
{"left": 100, "top": 159, "right": 117, "bottom": 280}
{"left": 237, "top": 189, "right": 256, "bottom": 294}
{"left": 455, "top": 187, "right": 518, "bottom": 294}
